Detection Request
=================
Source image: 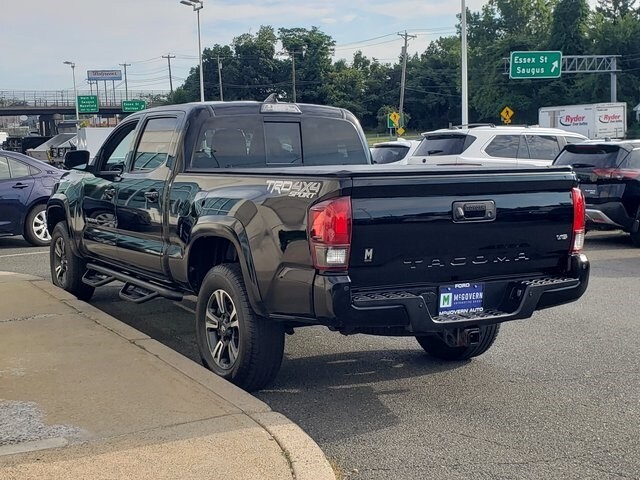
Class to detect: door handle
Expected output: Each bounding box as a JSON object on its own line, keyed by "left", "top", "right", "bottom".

{"left": 144, "top": 190, "right": 159, "bottom": 202}
{"left": 452, "top": 200, "right": 496, "bottom": 223}
{"left": 12, "top": 182, "right": 29, "bottom": 189}
{"left": 104, "top": 187, "right": 116, "bottom": 199}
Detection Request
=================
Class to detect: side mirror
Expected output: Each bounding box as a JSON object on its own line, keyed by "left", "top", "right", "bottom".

{"left": 64, "top": 150, "right": 90, "bottom": 170}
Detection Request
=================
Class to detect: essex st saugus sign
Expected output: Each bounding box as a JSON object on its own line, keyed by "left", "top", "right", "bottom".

{"left": 510, "top": 51, "right": 562, "bottom": 79}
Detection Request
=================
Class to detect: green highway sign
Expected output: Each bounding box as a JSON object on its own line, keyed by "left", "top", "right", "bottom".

{"left": 510, "top": 51, "right": 562, "bottom": 79}
{"left": 77, "top": 95, "right": 99, "bottom": 114}
{"left": 121, "top": 100, "right": 147, "bottom": 112}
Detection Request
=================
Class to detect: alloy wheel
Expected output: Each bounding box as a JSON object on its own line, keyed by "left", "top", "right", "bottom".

{"left": 32, "top": 210, "right": 50, "bottom": 242}
{"left": 53, "top": 237, "right": 68, "bottom": 286}
{"left": 205, "top": 289, "right": 240, "bottom": 370}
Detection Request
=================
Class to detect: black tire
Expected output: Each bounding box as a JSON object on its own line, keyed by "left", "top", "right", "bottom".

{"left": 630, "top": 208, "right": 640, "bottom": 247}
{"left": 195, "top": 263, "right": 284, "bottom": 392}
{"left": 50, "top": 222, "right": 95, "bottom": 301}
{"left": 416, "top": 324, "right": 500, "bottom": 361}
{"left": 24, "top": 204, "right": 51, "bottom": 246}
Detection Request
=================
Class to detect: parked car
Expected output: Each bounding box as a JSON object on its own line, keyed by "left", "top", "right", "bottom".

{"left": 554, "top": 140, "right": 640, "bottom": 246}
{"left": 0, "top": 150, "right": 62, "bottom": 246}
{"left": 407, "top": 124, "right": 588, "bottom": 167}
{"left": 370, "top": 139, "right": 420, "bottom": 164}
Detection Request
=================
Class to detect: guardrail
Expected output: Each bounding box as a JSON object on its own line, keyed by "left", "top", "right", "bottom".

{"left": 0, "top": 90, "right": 170, "bottom": 108}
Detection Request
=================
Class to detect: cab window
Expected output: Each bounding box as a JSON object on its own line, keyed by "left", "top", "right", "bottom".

{"left": 132, "top": 117, "right": 180, "bottom": 172}
{"left": 98, "top": 122, "right": 138, "bottom": 172}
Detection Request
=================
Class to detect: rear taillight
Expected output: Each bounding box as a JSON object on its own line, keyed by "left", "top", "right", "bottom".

{"left": 308, "top": 196, "right": 352, "bottom": 271}
{"left": 571, "top": 187, "right": 585, "bottom": 254}
{"left": 592, "top": 168, "right": 640, "bottom": 180}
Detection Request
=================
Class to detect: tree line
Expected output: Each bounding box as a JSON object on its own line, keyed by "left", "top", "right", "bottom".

{"left": 167, "top": 0, "right": 640, "bottom": 133}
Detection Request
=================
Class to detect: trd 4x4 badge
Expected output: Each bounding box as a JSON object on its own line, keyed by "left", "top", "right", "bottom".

{"left": 266, "top": 180, "right": 321, "bottom": 199}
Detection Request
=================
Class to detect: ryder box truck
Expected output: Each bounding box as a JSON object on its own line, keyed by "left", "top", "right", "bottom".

{"left": 539, "top": 103, "right": 627, "bottom": 139}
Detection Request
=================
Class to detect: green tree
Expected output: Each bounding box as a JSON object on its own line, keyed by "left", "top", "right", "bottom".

{"left": 466, "top": 0, "right": 557, "bottom": 123}
{"left": 548, "top": 0, "right": 590, "bottom": 54}
{"left": 596, "top": 0, "right": 638, "bottom": 21}
{"left": 404, "top": 37, "right": 462, "bottom": 129}
{"left": 324, "top": 59, "right": 367, "bottom": 119}
{"left": 279, "top": 27, "right": 336, "bottom": 104}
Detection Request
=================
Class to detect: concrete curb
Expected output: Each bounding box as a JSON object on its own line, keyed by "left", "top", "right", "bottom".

{"left": 14, "top": 273, "right": 336, "bottom": 480}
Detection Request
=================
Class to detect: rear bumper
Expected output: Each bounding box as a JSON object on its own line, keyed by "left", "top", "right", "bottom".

{"left": 586, "top": 202, "right": 633, "bottom": 231}
{"left": 313, "top": 254, "right": 590, "bottom": 334}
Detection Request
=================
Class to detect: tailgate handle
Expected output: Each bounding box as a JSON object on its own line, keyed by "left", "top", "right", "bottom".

{"left": 452, "top": 201, "right": 496, "bottom": 223}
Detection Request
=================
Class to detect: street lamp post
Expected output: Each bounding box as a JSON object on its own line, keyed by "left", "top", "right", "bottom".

{"left": 461, "top": 0, "right": 469, "bottom": 125}
{"left": 63, "top": 61, "right": 79, "bottom": 122}
{"left": 180, "top": 0, "right": 205, "bottom": 102}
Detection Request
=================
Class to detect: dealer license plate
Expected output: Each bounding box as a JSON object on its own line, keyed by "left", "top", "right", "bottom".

{"left": 438, "top": 283, "right": 484, "bottom": 316}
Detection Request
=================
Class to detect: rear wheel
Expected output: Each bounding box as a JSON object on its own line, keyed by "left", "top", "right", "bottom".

{"left": 24, "top": 204, "right": 50, "bottom": 246}
{"left": 416, "top": 324, "right": 500, "bottom": 361}
{"left": 195, "top": 263, "right": 284, "bottom": 391}
{"left": 50, "top": 222, "right": 95, "bottom": 301}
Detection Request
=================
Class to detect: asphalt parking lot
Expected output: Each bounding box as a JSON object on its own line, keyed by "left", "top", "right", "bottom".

{"left": 1, "top": 231, "right": 638, "bottom": 480}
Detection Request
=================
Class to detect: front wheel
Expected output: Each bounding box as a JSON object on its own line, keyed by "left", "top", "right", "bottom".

{"left": 416, "top": 324, "right": 500, "bottom": 361}
{"left": 50, "top": 222, "right": 95, "bottom": 301}
{"left": 24, "top": 204, "right": 50, "bottom": 246}
{"left": 195, "top": 263, "right": 284, "bottom": 392}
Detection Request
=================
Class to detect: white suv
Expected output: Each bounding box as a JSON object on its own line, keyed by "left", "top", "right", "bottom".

{"left": 407, "top": 125, "right": 588, "bottom": 167}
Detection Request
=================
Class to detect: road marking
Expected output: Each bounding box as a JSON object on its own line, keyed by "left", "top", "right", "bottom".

{"left": 0, "top": 251, "right": 48, "bottom": 259}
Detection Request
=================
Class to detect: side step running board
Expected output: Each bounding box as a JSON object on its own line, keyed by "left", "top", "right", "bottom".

{"left": 82, "top": 270, "right": 116, "bottom": 287}
{"left": 85, "top": 263, "right": 183, "bottom": 303}
{"left": 119, "top": 282, "right": 159, "bottom": 304}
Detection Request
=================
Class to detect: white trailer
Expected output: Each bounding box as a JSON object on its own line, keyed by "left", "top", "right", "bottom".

{"left": 538, "top": 102, "right": 627, "bottom": 139}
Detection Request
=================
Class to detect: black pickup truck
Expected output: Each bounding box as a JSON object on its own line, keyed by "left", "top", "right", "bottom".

{"left": 47, "top": 100, "right": 590, "bottom": 391}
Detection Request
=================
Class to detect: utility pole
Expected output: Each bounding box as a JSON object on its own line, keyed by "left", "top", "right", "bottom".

{"left": 461, "top": 0, "right": 469, "bottom": 125}
{"left": 217, "top": 55, "right": 224, "bottom": 101}
{"left": 291, "top": 52, "right": 297, "bottom": 103}
{"left": 163, "top": 54, "right": 176, "bottom": 93}
{"left": 119, "top": 63, "right": 131, "bottom": 100}
{"left": 398, "top": 31, "right": 416, "bottom": 129}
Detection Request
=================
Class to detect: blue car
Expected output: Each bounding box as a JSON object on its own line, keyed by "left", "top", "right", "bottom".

{"left": 0, "top": 151, "right": 63, "bottom": 246}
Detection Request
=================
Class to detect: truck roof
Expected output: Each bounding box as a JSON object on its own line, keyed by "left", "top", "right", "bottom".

{"left": 130, "top": 101, "right": 351, "bottom": 120}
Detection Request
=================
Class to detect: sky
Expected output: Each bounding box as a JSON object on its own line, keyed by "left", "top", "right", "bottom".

{"left": 0, "top": 0, "right": 598, "bottom": 94}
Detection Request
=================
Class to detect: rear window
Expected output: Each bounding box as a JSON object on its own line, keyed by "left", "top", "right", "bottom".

{"left": 554, "top": 145, "right": 625, "bottom": 168}
{"left": 414, "top": 134, "right": 474, "bottom": 156}
{"left": 625, "top": 150, "right": 640, "bottom": 169}
{"left": 371, "top": 145, "right": 409, "bottom": 164}
{"left": 190, "top": 115, "right": 368, "bottom": 169}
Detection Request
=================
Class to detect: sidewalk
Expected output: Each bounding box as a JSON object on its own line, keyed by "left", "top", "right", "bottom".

{"left": 0, "top": 272, "right": 335, "bottom": 480}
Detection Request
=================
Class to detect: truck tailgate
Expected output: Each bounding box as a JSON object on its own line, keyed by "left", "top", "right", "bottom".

{"left": 348, "top": 168, "right": 577, "bottom": 290}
